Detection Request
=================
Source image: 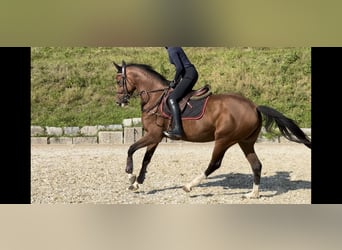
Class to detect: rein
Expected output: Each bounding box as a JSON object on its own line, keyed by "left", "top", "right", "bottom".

{"left": 139, "top": 87, "right": 169, "bottom": 114}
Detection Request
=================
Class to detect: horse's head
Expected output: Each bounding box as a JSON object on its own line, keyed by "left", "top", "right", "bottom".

{"left": 113, "top": 60, "right": 136, "bottom": 107}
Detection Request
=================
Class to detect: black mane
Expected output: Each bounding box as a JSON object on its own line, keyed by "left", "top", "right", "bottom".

{"left": 126, "top": 63, "right": 169, "bottom": 85}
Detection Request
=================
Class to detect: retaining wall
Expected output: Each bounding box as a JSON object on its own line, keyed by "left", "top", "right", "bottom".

{"left": 31, "top": 118, "right": 311, "bottom": 145}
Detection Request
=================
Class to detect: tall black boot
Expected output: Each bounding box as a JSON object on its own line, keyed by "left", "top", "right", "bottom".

{"left": 163, "top": 98, "right": 184, "bottom": 140}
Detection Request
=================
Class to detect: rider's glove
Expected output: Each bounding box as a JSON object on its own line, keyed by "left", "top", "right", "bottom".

{"left": 169, "top": 80, "right": 177, "bottom": 88}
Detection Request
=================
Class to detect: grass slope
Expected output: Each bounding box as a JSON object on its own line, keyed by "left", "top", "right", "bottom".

{"left": 31, "top": 47, "right": 311, "bottom": 127}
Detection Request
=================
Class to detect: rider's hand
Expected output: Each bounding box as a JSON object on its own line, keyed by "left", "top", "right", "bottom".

{"left": 169, "top": 80, "right": 177, "bottom": 88}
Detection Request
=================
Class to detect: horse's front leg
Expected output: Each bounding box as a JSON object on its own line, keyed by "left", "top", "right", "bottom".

{"left": 126, "top": 141, "right": 143, "bottom": 191}
{"left": 136, "top": 143, "right": 159, "bottom": 184}
{"left": 125, "top": 144, "right": 135, "bottom": 186}
{"left": 128, "top": 144, "right": 159, "bottom": 191}
{"left": 125, "top": 135, "right": 161, "bottom": 191}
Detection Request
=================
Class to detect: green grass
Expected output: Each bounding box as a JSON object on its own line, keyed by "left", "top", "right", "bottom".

{"left": 31, "top": 47, "right": 311, "bottom": 127}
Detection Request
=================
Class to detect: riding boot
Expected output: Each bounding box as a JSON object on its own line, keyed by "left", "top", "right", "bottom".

{"left": 163, "top": 98, "right": 184, "bottom": 140}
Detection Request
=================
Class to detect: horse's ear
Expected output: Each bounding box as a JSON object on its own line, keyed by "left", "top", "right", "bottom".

{"left": 113, "top": 62, "right": 122, "bottom": 72}
{"left": 122, "top": 60, "right": 126, "bottom": 66}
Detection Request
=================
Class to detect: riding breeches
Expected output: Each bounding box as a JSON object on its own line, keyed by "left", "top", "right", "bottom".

{"left": 169, "top": 66, "right": 198, "bottom": 102}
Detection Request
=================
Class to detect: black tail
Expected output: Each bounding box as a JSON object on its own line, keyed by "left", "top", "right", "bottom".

{"left": 257, "top": 105, "right": 311, "bottom": 149}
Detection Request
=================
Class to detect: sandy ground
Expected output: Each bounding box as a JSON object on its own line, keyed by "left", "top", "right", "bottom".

{"left": 31, "top": 141, "right": 311, "bottom": 204}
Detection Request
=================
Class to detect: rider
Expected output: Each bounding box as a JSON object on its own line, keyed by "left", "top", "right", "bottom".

{"left": 163, "top": 47, "right": 199, "bottom": 140}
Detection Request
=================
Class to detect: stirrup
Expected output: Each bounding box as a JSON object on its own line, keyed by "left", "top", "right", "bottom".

{"left": 163, "top": 130, "right": 182, "bottom": 140}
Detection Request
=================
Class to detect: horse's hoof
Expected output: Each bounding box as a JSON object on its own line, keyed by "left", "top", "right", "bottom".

{"left": 128, "top": 183, "right": 139, "bottom": 191}
{"left": 182, "top": 185, "right": 192, "bottom": 192}
{"left": 128, "top": 174, "right": 137, "bottom": 185}
{"left": 242, "top": 192, "right": 260, "bottom": 199}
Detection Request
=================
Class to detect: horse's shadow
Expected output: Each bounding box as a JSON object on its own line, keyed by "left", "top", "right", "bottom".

{"left": 147, "top": 171, "right": 311, "bottom": 198}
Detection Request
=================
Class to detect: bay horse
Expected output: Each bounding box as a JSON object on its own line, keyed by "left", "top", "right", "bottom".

{"left": 113, "top": 60, "right": 311, "bottom": 198}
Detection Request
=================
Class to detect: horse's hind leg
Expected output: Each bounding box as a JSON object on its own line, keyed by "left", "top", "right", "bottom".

{"left": 183, "top": 141, "right": 231, "bottom": 192}
{"left": 238, "top": 141, "right": 262, "bottom": 198}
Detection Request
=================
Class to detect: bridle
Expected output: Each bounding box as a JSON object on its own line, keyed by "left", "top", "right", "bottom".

{"left": 116, "top": 63, "right": 131, "bottom": 105}
{"left": 116, "top": 63, "right": 170, "bottom": 114}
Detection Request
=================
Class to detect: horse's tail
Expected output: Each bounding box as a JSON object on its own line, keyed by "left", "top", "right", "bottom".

{"left": 256, "top": 105, "right": 311, "bottom": 149}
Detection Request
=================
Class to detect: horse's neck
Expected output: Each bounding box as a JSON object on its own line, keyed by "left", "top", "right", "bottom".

{"left": 130, "top": 69, "right": 165, "bottom": 92}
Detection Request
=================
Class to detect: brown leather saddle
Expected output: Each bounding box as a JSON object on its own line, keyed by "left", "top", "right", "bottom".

{"left": 160, "top": 84, "right": 212, "bottom": 120}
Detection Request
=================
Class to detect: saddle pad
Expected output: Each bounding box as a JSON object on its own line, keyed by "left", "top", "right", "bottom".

{"left": 160, "top": 96, "right": 210, "bottom": 120}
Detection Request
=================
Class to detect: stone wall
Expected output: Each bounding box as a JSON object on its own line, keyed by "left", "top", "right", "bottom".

{"left": 31, "top": 118, "right": 144, "bottom": 145}
{"left": 31, "top": 117, "right": 311, "bottom": 145}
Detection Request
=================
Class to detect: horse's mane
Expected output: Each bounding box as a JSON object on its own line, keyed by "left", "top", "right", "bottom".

{"left": 126, "top": 63, "right": 169, "bottom": 85}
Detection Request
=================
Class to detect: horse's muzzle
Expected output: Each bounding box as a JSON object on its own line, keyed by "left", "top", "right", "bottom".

{"left": 116, "top": 99, "right": 130, "bottom": 107}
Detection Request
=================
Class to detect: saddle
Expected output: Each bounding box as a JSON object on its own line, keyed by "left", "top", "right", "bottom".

{"left": 161, "top": 84, "right": 212, "bottom": 120}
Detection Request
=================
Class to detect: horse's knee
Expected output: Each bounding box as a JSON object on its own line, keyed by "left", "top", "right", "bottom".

{"left": 128, "top": 145, "right": 137, "bottom": 156}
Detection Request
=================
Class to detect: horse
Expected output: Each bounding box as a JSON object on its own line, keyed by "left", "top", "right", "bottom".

{"left": 113, "top": 60, "right": 311, "bottom": 198}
